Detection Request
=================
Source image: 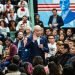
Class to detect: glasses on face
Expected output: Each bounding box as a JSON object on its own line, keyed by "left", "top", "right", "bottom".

{"left": 48, "top": 38, "right": 54, "bottom": 39}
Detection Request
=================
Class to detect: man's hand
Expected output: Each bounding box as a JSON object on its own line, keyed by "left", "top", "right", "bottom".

{"left": 53, "top": 23, "right": 58, "bottom": 27}
{"left": 39, "top": 44, "right": 44, "bottom": 49}
{"left": 33, "top": 34, "right": 37, "bottom": 41}
{"left": 49, "top": 24, "right": 52, "bottom": 28}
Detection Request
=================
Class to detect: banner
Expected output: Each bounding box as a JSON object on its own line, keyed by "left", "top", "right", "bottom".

{"left": 37, "top": 0, "right": 75, "bottom": 28}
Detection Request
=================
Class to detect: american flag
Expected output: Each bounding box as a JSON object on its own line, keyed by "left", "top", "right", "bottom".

{"left": 37, "top": 3, "right": 75, "bottom": 11}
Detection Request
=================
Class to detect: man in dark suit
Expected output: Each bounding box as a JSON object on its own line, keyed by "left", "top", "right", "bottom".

{"left": 28, "top": 25, "right": 49, "bottom": 63}
{"left": 48, "top": 9, "right": 64, "bottom": 29}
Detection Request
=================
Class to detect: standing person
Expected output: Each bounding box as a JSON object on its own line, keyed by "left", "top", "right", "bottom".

{"left": 16, "top": 16, "right": 30, "bottom": 31}
{"left": 35, "top": 14, "right": 44, "bottom": 28}
{"left": 48, "top": 9, "right": 64, "bottom": 29}
{"left": 28, "top": 25, "right": 49, "bottom": 63}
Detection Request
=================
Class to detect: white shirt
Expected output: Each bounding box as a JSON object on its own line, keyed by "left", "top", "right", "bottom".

{"left": 16, "top": 20, "right": 30, "bottom": 31}
{"left": 0, "top": 4, "right": 4, "bottom": 12}
{"left": 47, "top": 42, "right": 57, "bottom": 57}
{"left": 7, "top": 13, "right": 17, "bottom": 21}
{"left": 17, "top": 7, "right": 29, "bottom": 18}
{"left": 0, "top": 27, "right": 10, "bottom": 37}
{"left": 4, "top": 4, "right": 13, "bottom": 12}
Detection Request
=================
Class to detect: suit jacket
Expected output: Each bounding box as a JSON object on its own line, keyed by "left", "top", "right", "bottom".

{"left": 28, "top": 35, "right": 49, "bottom": 61}
{"left": 48, "top": 15, "right": 64, "bottom": 29}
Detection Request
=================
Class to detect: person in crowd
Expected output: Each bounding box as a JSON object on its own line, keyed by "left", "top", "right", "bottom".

{"left": 7, "top": 9, "right": 17, "bottom": 21}
{"left": 18, "top": 36, "right": 31, "bottom": 62}
{"left": 0, "top": 20, "right": 10, "bottom": 37}
{"left": 52, "top": 29, "right": 59, "bottom": 41}
{"left": 59, "top": 29, "right": 65, "bottom": 35}
{"left": 46, "top": 35, "right": 57, "bottom": 58}
{"left": 16, "top": 16, "right": 30, "bottom": 31}
{"left": 0, "top": 37, "right": 17, "bottom": 70}
{"left": 18, "top": 0, "right": 28, "bottom": 8}
{"left": 33, "top": 65, "right": 46, "bottom": 75}
{"left": 35, "top": 14, "right": 44, "bottom": 28}
{"left": 4, "top": 37, "right": 17, "bottom": 61}
{"left": 32, "top": 56, "right": 43, "bottom": 67}
{"left": 28, "top": 25, "right": 49, "bottom": 63}
{"left": 66, "top": 29, "right": 73, "bottom": 40}
{"left": 62, "top": 64, "right": 74, "bottom": 75}
{"left": 68, "top": 39, "right": 75, "bottom": 49}
{"left": 69, "top": 45, "right": 75, "bottom": 56}
{"left": 4, "top": 0, "right": 13, "bottom": 13}
{"left": 45, "top": 29, "right": 52, "bottom": 40}
{"left": 9, "top": 20, "right": 16, "bottom": 31}
{"left": 25, "top": 26, "right": 32, "bottom": 38}
{"left": 57, "top": 44, "right": 71, "bottom": 67}
{"left": 6, "top": 63, "right": 21, "bottom": 75}
{"left": 48, "top": 61, "right": 61, "bottom": 75}
{"left": 22, "top": 62, "right": 33, "bottom": 75}
{"left": 14, "top": 31, "right": 24, "bottom": 50}
{"left": 48, "top": 8, "right": 64, "bottom": 29}
{"left": 59, "top": 34, "right": 65, "bottom": 42}
{"left": 17, "top": 2, "right": 29, "bottom": 20}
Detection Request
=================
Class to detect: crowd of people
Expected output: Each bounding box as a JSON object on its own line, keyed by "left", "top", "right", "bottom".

{"left": 0, "top": 0, "right": 75, "bottom": 75}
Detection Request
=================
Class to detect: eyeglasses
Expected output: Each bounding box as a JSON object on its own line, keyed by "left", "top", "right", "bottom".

{"left": 48, "top": 38, "right": 54, "bottom": 39}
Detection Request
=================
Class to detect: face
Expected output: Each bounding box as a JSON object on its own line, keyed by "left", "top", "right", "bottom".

{"left": 60, "top": 45, "right": 67, "bottom": 54}
{"left": 52, "top": 10, "right": 57, "bottom": 16}
{"left": 21, "top": 2, "right": 25, "bottom": 7}
{"left": 18, "top": 32, "right": 23, "bottom": 40}
{"left": 59, "top": 34, "right": 65, "bottom": 41}
{"left": 67, "top": 29, "right": 72, "bottom": 36}
{"left": 46, "top": 29, "right": 51, "bottom": 36}
{"left": 69, "top": 41, "right": 74, "bottom": 48}
{"left": 0, "top": 21, "right": 4, "bottom": 27}
{"left": 26, "top": 29, "right": 31, "bottom": 34}
{"left": 48, "top": 36, "right": 55, "bottom": 44}
{"left": 53, "top": 30, "right": 57, "bottom": 36}
{"left": 35, "top": 15, "right": 40, "bottom": 20}
{"left": 60, "top": 0, "right": 70, "bottom": 11}
{"left": 70, "top": 46, "right": 75, "bottom": 54}
{"left": 22, "top": 16, "right": 27, "bottom": 21}
{"left": 5, "top": 40, "right": 11, "bottom": 46}
{"left": 35, "top": 29, "right": 41, "bottom": 37}
{"left": 59, "top": 30, "right": 64, "bottom": 35}
{"left": 7, "top": 1, "right": 11, "bottom": 5}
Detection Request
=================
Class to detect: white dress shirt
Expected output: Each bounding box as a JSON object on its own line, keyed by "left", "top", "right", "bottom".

{"left": 16, "top": 20, "right": 30, "bottom": 31}
{"left": 4, "top": 4, "right": 13, "bottom": 12}
{"left": 7, "top": 13, "right": 17, "bottom": 21}
{"left": 17, "top": 7, "right": 29, "bottom": 18}
{"left": 0, "top": 4, "right": 4, "bottom": 12}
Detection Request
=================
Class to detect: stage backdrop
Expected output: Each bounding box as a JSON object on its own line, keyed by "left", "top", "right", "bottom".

{"left": 37, "top": 0, "right": 75, "bottom": 28}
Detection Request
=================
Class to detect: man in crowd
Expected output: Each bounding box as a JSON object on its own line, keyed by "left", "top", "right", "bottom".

{"left": 48, "top": 9, "right": 64, "bottom": 29}
{"left": 28, "top": 25, "right": 49, "bottom": 63}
